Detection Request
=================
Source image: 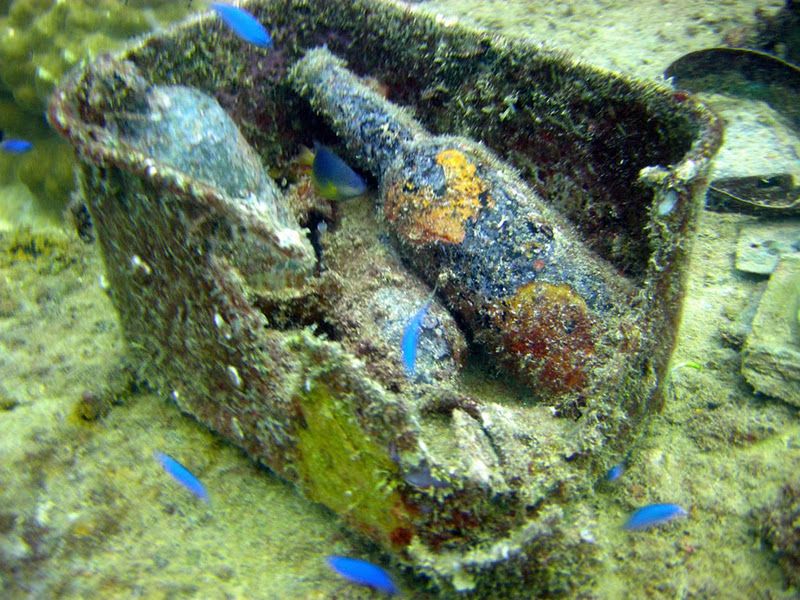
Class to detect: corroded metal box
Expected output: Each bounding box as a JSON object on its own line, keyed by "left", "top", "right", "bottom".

{"left": 49, "top": 0, "right": 721, "bottom": 596}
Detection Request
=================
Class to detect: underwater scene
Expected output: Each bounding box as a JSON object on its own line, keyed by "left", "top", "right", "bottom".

{"left": 1, "top": 0, "right": 799, "bottom": 598}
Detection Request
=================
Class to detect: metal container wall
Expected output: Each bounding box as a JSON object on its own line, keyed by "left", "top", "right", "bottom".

{"left": 49, "top": 0, "right": 722, "bottom": 596}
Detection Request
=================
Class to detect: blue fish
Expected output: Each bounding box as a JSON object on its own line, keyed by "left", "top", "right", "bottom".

{"left": 154, "top": 451, "right": 209, "bottom": 503}
{"left": 1, "top": 139, "right": 33, "bottom": 154}
{"left": 401, "top": 300, "right": 431, "bottom": 377}
{"left": 403, "top": 462, "right": 449, "bottom": 490}
{"left": 211, "top": 3, "right": 272, "bottom": 48}
{"left": 624, "top": 503, "right": 686, "bottom": 531}
{"left": 605, "top": 463, "right": 625, "bottom": 482}
{"left": 312, "top": 142, "right": 367, "bottom": 200}
{"left": 326, "top": 555, "right": 397, "bottom": 595}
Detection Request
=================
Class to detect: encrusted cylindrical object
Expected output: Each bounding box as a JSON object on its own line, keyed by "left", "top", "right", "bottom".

{"left": 291, "top": 48, "right": 632, "bottom": 397}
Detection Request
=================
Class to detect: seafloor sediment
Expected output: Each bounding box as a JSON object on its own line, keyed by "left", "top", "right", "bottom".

{"left": 1, "top": 1, "right": 798, "bottom": 598}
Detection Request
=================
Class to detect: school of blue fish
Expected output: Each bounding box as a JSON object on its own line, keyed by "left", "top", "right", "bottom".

{"left": 160, "top": 3, "right": 691, "bottom": 593}
{"left": 0, "top": 2, "right": 689, "bottom": 595}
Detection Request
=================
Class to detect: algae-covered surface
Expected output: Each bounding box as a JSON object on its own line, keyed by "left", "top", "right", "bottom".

{"left": 0, "top": 0, "right": 196, "bottom": 220}
{"left": 2, "top": 0, "right": 799, "bottom": 598}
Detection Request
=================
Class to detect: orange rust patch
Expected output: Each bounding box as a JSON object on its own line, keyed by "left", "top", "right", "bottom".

{"left": 492, "top": 282, "right": 596, "bottom": 394}
{"left": 384, "top": 148, "right": 491, "bottom": 244}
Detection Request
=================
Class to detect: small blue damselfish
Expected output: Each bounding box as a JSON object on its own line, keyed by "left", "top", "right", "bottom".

{"left": 1, "top": 139, "right": 33, "bottom": 154}
{"left": 211, "top": 2, "right": 272, "bottom": 48}
{"left": 605, "top": 462, "right": 624, "bottom": 482}
{"left": 154, "top": 451, "right": 209, "bottom": 503}
{"left": 624, "top": 503, "right": 686, "bottom": 530}
{"left": 326, "top": 555, "right": 397, "bottom": 595}
{"left": 401, "top": 300, "right": 431, "bottom": 377}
